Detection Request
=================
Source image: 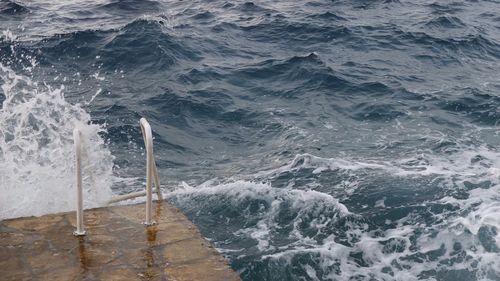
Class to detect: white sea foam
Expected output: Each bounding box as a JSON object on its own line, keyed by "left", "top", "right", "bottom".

{"left": 169, "top": 148, "right": 500, "bottom": 280}
{"left": 168, "top": 180, "right": 351, "bottom": 251}
{"left": 0, "top": 65, "right": 114, "bottom": 220}
{"left": 272, "top": 151, "right": 500, "bottom": 279}
{"left": 1, "top": 29, "right": 16, "bottom": 42}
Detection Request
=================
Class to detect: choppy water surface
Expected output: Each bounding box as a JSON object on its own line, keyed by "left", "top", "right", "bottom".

{"left": 1, "top": 0, "right": 500, "bottom": 280}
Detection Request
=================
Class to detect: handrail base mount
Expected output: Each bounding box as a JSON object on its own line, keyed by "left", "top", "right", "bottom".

{"left": 73, "top": 230, "right": 86, "bottom": 236}
{"left": 142, "top": 221, "right": 157, "bottom": 226}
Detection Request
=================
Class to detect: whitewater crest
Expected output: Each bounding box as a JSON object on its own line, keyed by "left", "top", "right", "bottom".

{"left": 0, "top": 64, "right": 114, "bottom": 220}
{"left": 167, "top": 152, "right": 500, "bottom": 280}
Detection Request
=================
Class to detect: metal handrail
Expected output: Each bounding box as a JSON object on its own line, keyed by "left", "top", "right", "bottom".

{"left": 107, "top": 118, "right": 162, "bottom": 205}
{"left": 73, "top": 128, "right": 86, "bottom": 236}
{"left": 74, "top": 118, "right": 162, "bottom": 235}
{"left": 141, "top": 118, "right": 162, "bottom": 201}
{"left": 140, "top": 117, "right": 156, "bottom": 225}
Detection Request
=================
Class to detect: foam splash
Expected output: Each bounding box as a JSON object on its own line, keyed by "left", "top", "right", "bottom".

{"left": 281, "top": 152, "right": 500, "bottom": 279}
{"left": 168, "top": 180, "right": 351, "bottom": 250}
{"left": 1, "top": 29, "right": 16, "bottom": 42}
{"left": 0, "top": 64, "right": 114, "bottom": 220}
{"left": 168, "top": 150, "right": 500, "bottom": 280}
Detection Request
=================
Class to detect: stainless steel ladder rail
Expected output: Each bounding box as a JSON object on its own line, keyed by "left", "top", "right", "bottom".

{"left": 73, "top": 128, "right": 86, "bottom": 236}
{"left": 73, "top": 118, "right": 163, "bottom": 235}
{"left": 107, "top": 118, "right": 162, "bottom": 204}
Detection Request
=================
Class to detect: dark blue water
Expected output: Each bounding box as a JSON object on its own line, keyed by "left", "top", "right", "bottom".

{"left": 1, "top": 0, "right": 500, "bottom": 280}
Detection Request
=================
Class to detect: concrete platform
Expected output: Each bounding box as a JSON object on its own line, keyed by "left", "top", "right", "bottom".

{"left": 0, "top": 201, "right": 241, "bottom": 281}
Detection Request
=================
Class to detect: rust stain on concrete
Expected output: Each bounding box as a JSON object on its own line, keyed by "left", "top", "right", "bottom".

{"left": 0, "top": 202, "right": 241, "bottom": 281}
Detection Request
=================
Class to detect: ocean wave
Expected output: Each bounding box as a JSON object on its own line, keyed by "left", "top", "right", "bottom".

{"left": 237, "top": 2, "right": 271, "bottom": 13}
{"left": 237, "top": 18, "right": 352, "bottom": 44}
{"left": 145, "top": 89, "right": 259, "bottom": 128}
{"left": 432, "top": 88, "right": 500, "bottom": 125}
{"left": 178, "top": 67, "right": 225, "bottom": 85}
{"left": 190, "top": 10, "right": 215, "bottom": 21}
{"left": 166, "top": 172, "right": 500, "bottom": 280}
{"left": 426, "top": 2, "right": 465, "bottom": 14}
{"left": 228, "top": 53, "right": 351, "bottom": 98}
{"left": 424, "top": 15, "right": 466, "bottom": 29}
{"left": 349, "top": 102, "right": 406, "bottom": 121}
{"left": 397, "top": 30, "right": 500, "bottom": 59}
{"left": 98, "top": 0, "right": 161, "bottom": 13}
{"left": 33, "top": 18, "right": 200, "bottom": 70}
{"left": 306, "top": 11, "right": 347, "bottom": 21}
{"left": 167, "top": 180, "right": 352, "bottom": 252}
{"left": 0, "top": 0, "right": 29, "bottom": 15}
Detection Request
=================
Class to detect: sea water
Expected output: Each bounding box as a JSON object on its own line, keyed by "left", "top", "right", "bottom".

{"left": 1, "top": 0, "right": 500, "bottom": 280}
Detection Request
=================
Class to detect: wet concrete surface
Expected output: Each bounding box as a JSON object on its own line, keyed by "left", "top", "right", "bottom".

{"left": 0, "top": 201, "right": 241, "bottom": 281}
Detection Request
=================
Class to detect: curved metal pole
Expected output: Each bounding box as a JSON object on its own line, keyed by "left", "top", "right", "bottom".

{"left": 107, "top": 118, "right": 163, "bottom": 205}
{"left": 140, "top": 122, "right": 163, "bottom": 201}
{"left": 140, "top": 118, "right": 156, "bottom": 226}
{"left": 73, "top": 129, "right": 86, "bottom": 236}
